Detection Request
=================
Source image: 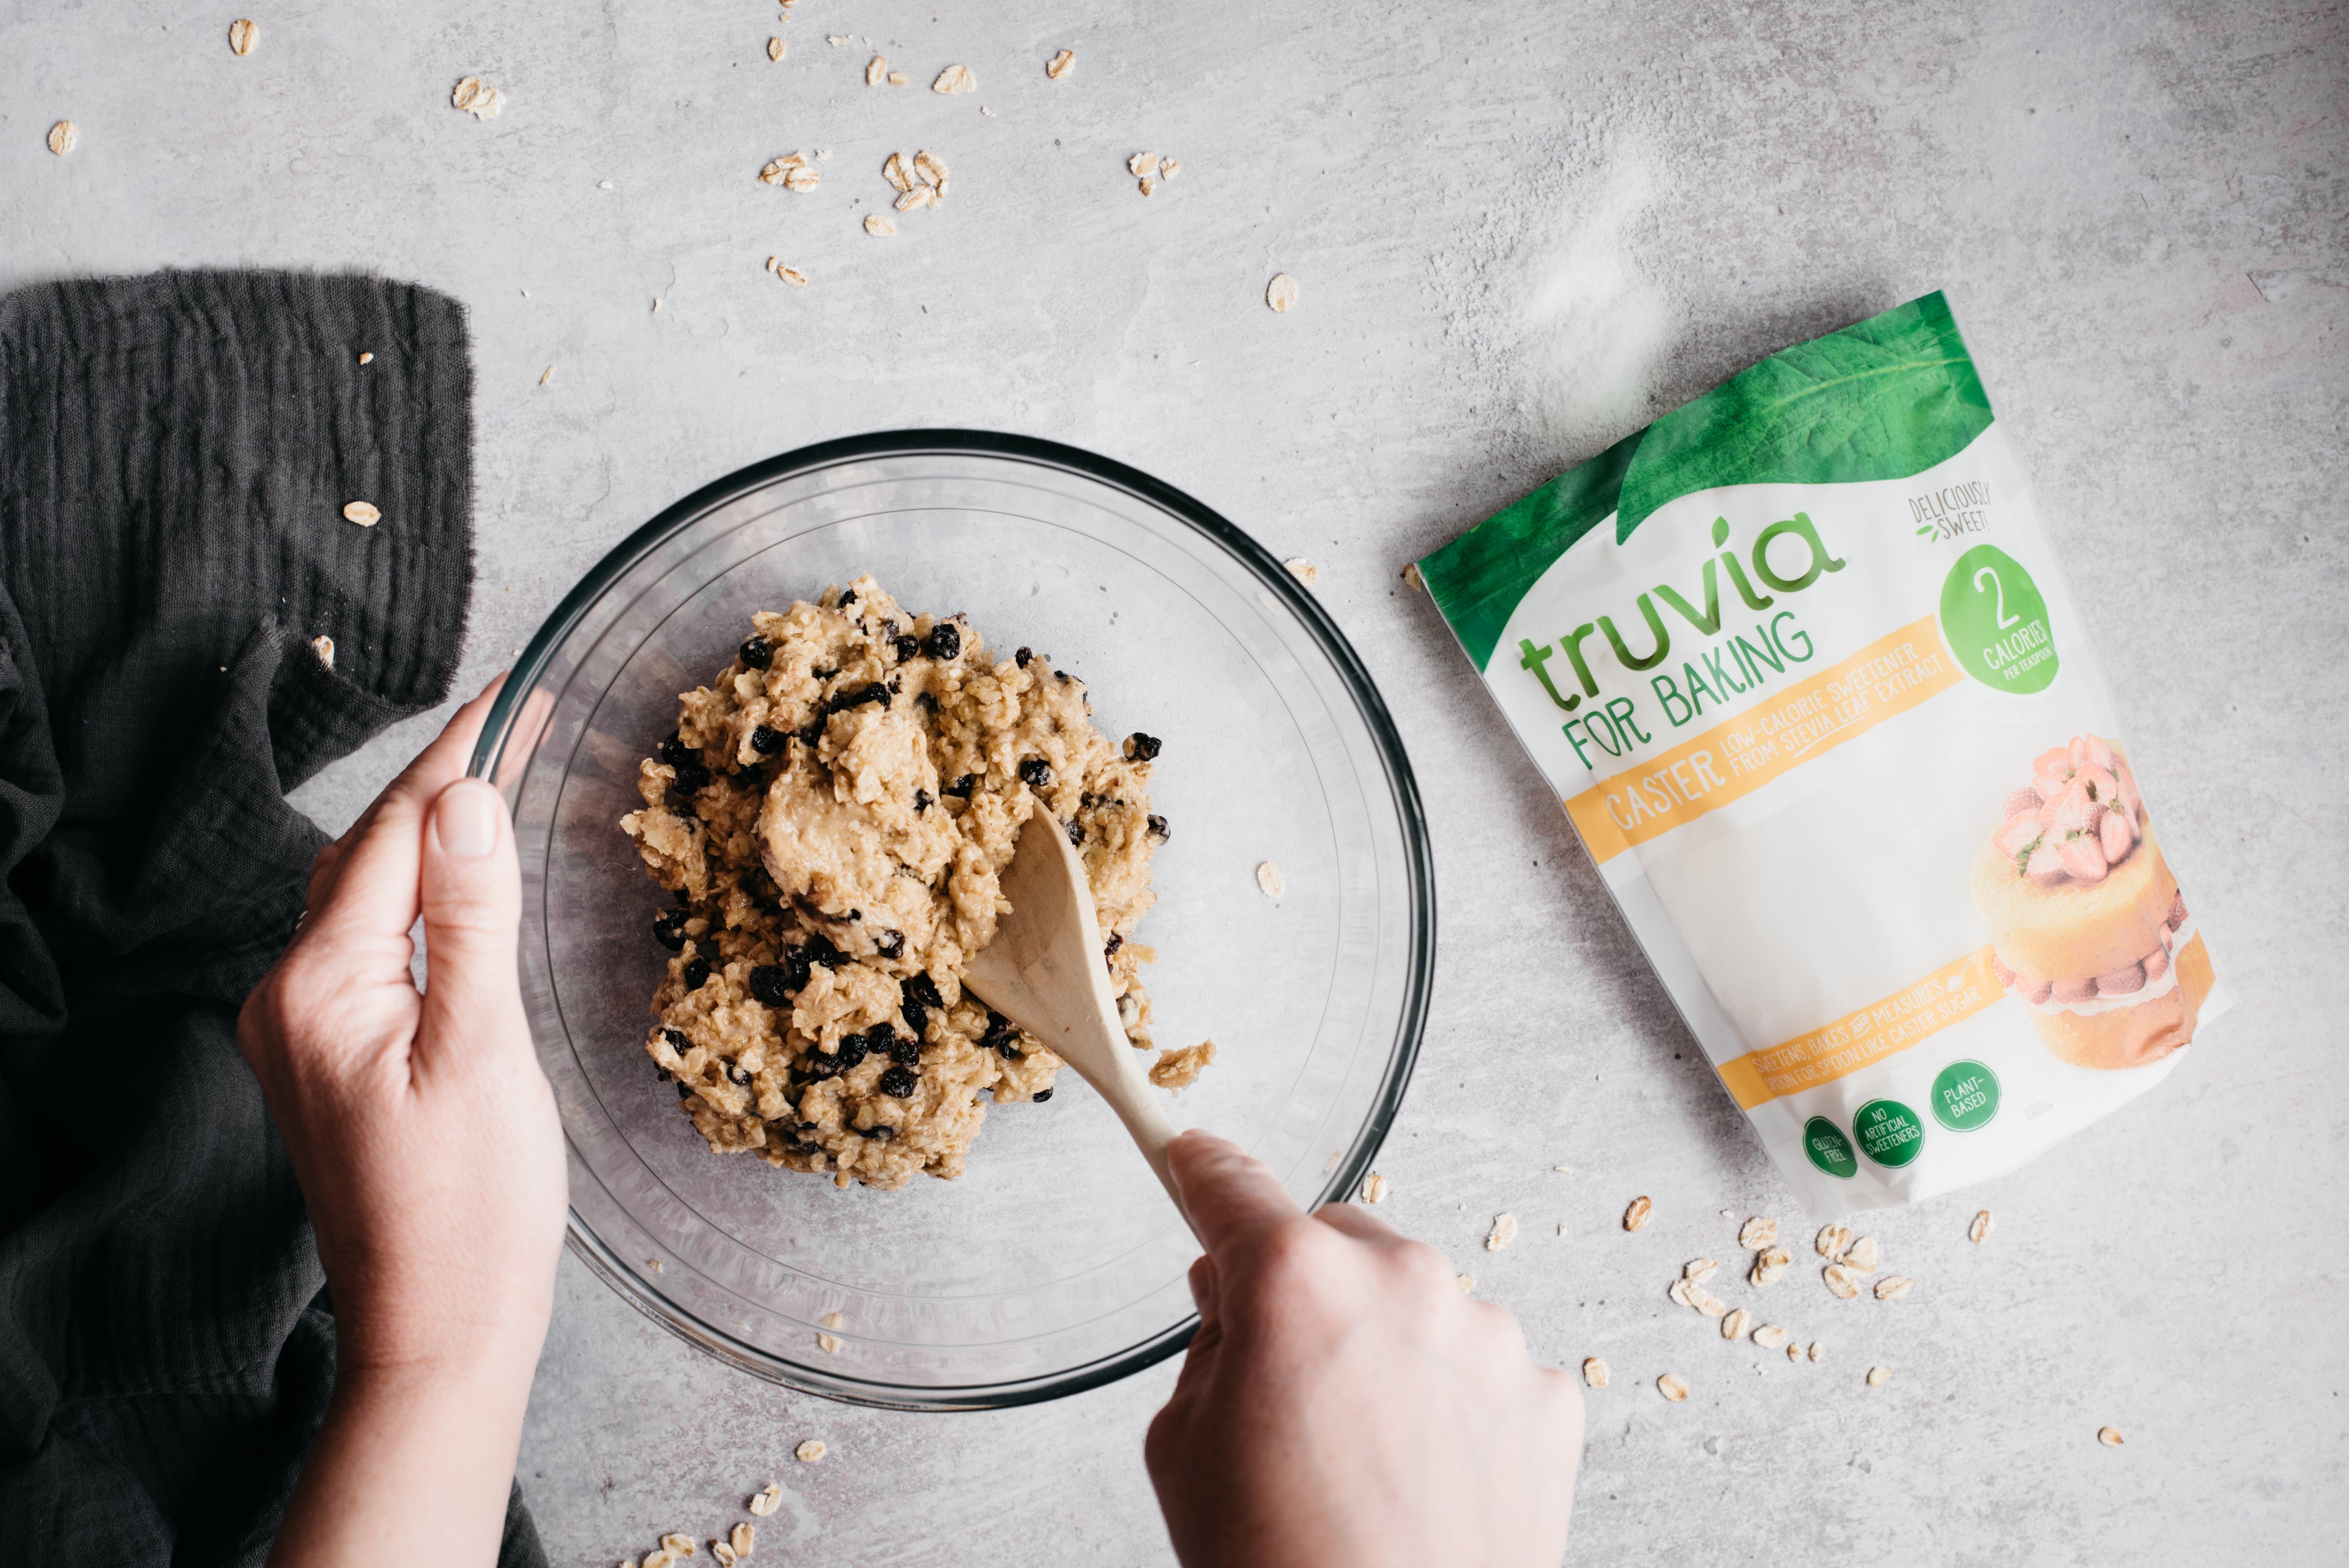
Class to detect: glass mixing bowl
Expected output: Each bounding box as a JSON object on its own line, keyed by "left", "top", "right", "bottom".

{"left": 471, "top": 431, "right": 1431, "bottom": 1409}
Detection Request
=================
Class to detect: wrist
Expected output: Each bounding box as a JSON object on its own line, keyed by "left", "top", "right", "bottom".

{"left": 332, "top": 1296, "right": 551, "bottom": 1392}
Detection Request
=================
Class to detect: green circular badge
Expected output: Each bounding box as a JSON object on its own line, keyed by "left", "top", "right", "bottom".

{"left": 1939, "top": 545, "right": 2058, "bottom": 694}
{"left": 1855, "top": 1099, "right": 1927, "bottom": 1168}
{"left": 1930, "top": 1060, "right": 2001, "bottom": 1132}
{"left": 1803, "top": 1117, "right": 1858, "bottom": 1180}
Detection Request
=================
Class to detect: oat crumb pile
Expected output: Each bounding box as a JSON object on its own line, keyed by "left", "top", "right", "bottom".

{"left": 621, "top": 576, "right": 1190, "bottom": 1190}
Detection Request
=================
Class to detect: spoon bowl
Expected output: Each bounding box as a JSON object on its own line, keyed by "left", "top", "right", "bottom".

{"left": 962, "top": 801, "right": 1186, "bottom": 1216}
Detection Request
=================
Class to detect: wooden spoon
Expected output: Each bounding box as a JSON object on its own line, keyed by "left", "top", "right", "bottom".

{"left": 962, "top": 800, "right": 1185, "bottom": 1216}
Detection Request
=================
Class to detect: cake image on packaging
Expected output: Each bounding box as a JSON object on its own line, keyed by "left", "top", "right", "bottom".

{"left": 1969, "top": 734, "right": 2215, "bottom": 1069}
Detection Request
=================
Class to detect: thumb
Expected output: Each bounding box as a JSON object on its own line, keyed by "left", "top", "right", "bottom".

{"left": 1167, "top": 1131, "right": 1305, "bottom": 1262}
{"left": 417, "top": 778, "right": 525, "bottom": 1063}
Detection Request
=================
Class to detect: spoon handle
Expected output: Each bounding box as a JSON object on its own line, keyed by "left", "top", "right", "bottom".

{"left": 1090, "top": 1036, "right": 1185, "bottom": 1216}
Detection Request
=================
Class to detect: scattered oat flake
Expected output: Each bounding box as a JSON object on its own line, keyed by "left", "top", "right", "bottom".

{"left": 895, "top": 184, "right": 936, "bottom": 212}
{"left": 1583, "top": 1356, "right": 1608, "bottom": 1388}
{"left": 1873, "top": 1274, "right": 1914, "bottom": 1301}
{"left": 1047, "top": 48, "right": 1075, "bottom": 79}
{"left": 1866, "top": 1364, "right": 1891, "bottom": 1387}
{"left": 1255, "top": 861, "right": 1285, "bottom": 899}
{"left": 342, "top": 501, "right": 381, "bottom": 527}
{"left": 1403, "top": 562, "right": 1426, "bottom": 591}
{"left": 883, "top": 151, "right": 914, "bottom": 192}
{"left": 767, "top": 36, "right": 785, "bottom": 61}
{"left": 795, "top": 1439, "right": 825, "bottom": 1462}
{"left": 713, "top": 1546, "right": 737, "bottom": 1567}
{"left": 1623, "top": 1195, "right": 1653, "bottom": 1232}
{"left": 1486, "top": 1214, "right": 1517, "bottom": 1252}
{"left": 1721, "top": 1307, "right": 1751, "bottom": 1340}
{"left": 1549, "top": 1162, "right": 1572, "bottom": 1173}
{"left": 1668, "top": 1277, "right": 1699, "bottom": 1310}
{"left": 730, "top": 1523, "right": 754, "bottom": 1558}
{"left": 887, "top": 71, "right": 908, "bottom": 86}
{"left": 1357, "top": 1170, "right": 1389, "bottom": 1205}
{"left": 1161, "top": 158, "right": 1182, "bottom": 179}
{"left": 912, "top": 149, "right": 948, "bottom": 188}
{"left": 2098, "top": 1426, "right": 2124, "bottom": 1447}
{"left": 357, "top": 351, "right": 374, "bottom": 364}
{"left": 1822, "top": 1263, "right": 1860, "bottom": 1299}
{"left": 747, "top": 1484, "right": 779, "bottom": 1516}
{"left": 1815, "top": 1224, "right": 1854, "bottom": 1261}
{"left": 866, "top": 55, "right": 888, "bottom": 85}
{"left": 1808, "top": 1340, "right": 1825, "bottom": 1362}
{"left": 645, "top": 1553, "right": 673, "bottom": 1568}
{"left": 1137, "top": 176, "right": 1156, "bottom": 196}
{"left": 310, "top": 634, "right": 335, "bottom": 669}
{"left": 760, "top": 154, "right": 805, "bottom": 185}
{"left": 661, "top": 1536, "right": 696, "bottom": 1557}
{"left": 1683, "top": 1258, "right": 1718, "bottom": 1283}
{"left": 538, "top": 365, "right": 555, "bottom": 386}
{"left": 776, "top": 266, "right": 808, "bottom": 286}
{"left": 1694, "top": 1292, "right": 1728, "bottom": 1320}
{"left": 1657, "top": 1373, "right": 1689, "bottom": 1402}
{"left": 1455, "top": 1273, "right": 1474, "bottom": 1293}
{"left": 864, "top": 214, "right": 896, "bottom": 236}
{"left": 451, "top": 76, "right": 505, "bottom": 119}
{"left": 646, "top": 1257, "right": 664, "bottom": 1273}
{"left": 229, "top": 18, "right": 259, "bottom": 55}
{"left": 1266, "top": 273, "right": 1299, "bottom": 313}
{"left": 1845, "top": 1236, "right": 1880, "bottom": 1273}
{"left": 1284, "top": 557, "right": 1321, "bottom": 585}
{"left": 1750, "top": 1246, "right": 1791, "bottom": 1287}
{"left": 784, "top": 165, "right": 820, "bottom": 192}
{"left": 1739, "top": 1216, "right": 1778, "bottom": 1250}
{"left": 47, "top": 121, "right": 77, "bottom": 156}
{"left": 933, "top": 64, "right": 974, "bottom": 94}
{"left": 1129, "top": 152, "right": 1160, "bottom": 177}
{"left": 1970, "top": 1209, "right": 1994, "bottom": 1244}
{"left": 1786, "top": 1339, "right": 1804, "bottom": 1362}
{"left": 1752, "top": 1323, "right": 1791, "bottom": 1350}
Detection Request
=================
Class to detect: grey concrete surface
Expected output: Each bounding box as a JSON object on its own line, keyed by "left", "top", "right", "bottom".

{"left": 6, "top": 1, "right": 2345, "bottom": 1562}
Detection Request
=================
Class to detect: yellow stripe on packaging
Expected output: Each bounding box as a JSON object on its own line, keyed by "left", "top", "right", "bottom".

{"left": 1564, "top": 616, "right": 1962, "bottom": 863}
{"left": 1715, "top": 946, "right": 2003, "bottom": 1110}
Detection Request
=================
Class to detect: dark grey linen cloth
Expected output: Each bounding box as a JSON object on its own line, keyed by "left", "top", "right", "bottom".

{"left": 0, "top": 271, "right": 544, "bottom": 1566}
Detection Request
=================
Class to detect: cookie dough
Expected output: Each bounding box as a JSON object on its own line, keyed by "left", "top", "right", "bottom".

{"left": 1148, "top": 1039, "right": 1216, "bottom": 1091}
{"left": 620, "top": 576, "right": 1176, "bottom": 1189}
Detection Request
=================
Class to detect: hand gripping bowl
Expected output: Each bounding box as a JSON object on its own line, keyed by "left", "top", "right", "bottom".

{"left": 470, "top": 431, "right": 1431, "bottom": 1409}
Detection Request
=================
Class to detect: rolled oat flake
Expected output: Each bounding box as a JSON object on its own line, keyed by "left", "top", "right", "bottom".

{"left": 1417, "top": 293, "right": 2228, "bottom": 1215}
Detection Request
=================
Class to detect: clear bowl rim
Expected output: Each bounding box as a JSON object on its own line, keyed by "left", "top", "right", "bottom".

{"left": 468, "top": 428, "right": 1437, "bottom": 1408}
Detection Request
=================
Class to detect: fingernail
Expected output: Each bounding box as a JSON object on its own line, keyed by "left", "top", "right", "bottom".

{"left": 434, "top": 780, "right": 501, "bottom": 858}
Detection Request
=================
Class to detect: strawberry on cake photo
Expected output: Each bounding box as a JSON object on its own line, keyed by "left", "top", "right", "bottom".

{"left": 1968, "top": 734, "right": 2218, "bottom": 1070}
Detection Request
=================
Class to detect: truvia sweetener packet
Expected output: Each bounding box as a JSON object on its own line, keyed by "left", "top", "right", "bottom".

{"left": 1417, "top": 292, "right": 2226, "bottom": 1214}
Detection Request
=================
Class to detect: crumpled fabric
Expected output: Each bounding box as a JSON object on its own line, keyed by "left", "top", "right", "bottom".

{"left": 0, "top": 270, "right": 542, "bottom": 1567}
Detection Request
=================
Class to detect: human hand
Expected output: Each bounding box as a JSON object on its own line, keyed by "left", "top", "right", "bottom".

{"left": 237, "top": 680, "right": 565, "bottom": 1565}
{"left": 1145, "top": 1132, "right": 1581, "bottom": 1568}
{"left": 240, "top": 678, "right": 564, "bottom": 1369}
